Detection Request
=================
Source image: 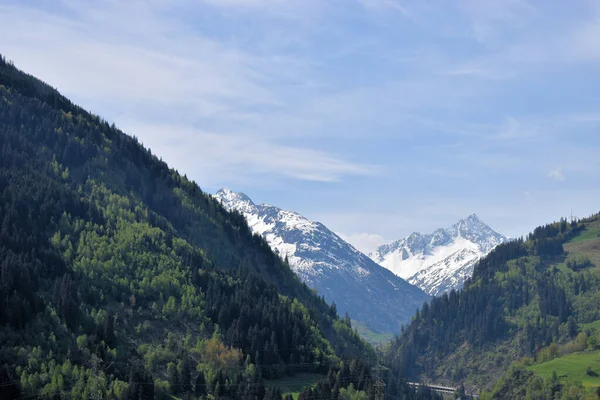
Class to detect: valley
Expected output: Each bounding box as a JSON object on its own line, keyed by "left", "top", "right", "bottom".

{"left": 1, "top": 31, "right": 599, "bottom": 399}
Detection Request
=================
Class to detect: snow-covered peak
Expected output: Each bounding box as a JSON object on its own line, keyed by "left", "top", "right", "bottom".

{"left": 216, "top": 187, "right": 255, "bottom": 207}
{"left": 216, "top": 187, "right": 265, "bottom": 217}
{"left": 465, "top": 213, "right": 482, "bottom": 224}
{"left": 212, "top": 188, "right": 430, "bottom": 333}
{"left": 449, "top": 214, "right": 506, "bottom": 253}
{"left": 370, "top": 215, "right": 507, "bottom": 295}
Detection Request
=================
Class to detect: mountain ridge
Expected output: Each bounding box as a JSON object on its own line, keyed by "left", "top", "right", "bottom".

{"left": 370, "top": 214, "right": 507, "bottom": 296}
{"left": 214, "top": 187, "right": 430, "bottom": 334}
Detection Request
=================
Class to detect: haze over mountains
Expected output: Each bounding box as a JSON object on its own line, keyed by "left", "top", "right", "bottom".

{"left": 214, "top": 188, "right": 429, "bottom": 334}
{"left": 370, "top": 214, "right": 508, "bottom": 296}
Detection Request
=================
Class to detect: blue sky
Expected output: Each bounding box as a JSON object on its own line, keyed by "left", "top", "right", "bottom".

{"left": 1, "top": 0, "right": 600, "bottom": 253}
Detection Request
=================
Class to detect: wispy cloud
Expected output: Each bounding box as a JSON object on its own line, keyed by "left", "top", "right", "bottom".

{"left": 489, "top": 117, "right": 542, "bottom": 142}
{"left": 196, "top": 0, "right": 325, "bottom": 21}
{"left": 355, "top": 0, "right": 413, "bottom": 18}
{"left": 200, "top": 0, "right": 285, "bottom": 7}
{"left": 459, "top": 0, "right": 538, "bottom": 44}
{"left": 548, "top": 167, "right": 566, "bottom": 182}
{"left": 0, "top": 1, "right": 377, "bottom": 186}
{"left": 122, "top": 122, "right": 377, "bottom": 185}
{"left": 1, "top": 0, "right": 599, "bottom": 240}
{"left": 336, "top": 232, "right": 386, "bottom": 254}
{"left": 569, "top": 18, "right": 600, "bottom": 61}
{"left": 0, "top": 4, "right": 278, "bottom": 113}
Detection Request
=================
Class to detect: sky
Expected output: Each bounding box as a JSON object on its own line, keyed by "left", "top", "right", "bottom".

{"left": 1, "top": 0, "right": 600, "bottom": 254}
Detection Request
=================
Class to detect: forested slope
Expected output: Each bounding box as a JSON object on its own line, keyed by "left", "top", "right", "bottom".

{"left": 0, "top": 54, "right": 447, "bottom": 400}
{"left": 0, "top": 55, "right": 386, "bottom": 399}
{"left": 388, "top": 213, "right": 600, "bottom": 397}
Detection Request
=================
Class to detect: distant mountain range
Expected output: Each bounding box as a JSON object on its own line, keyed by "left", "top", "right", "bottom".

{"left": 369, "top": 214, "right": 508, "bottom": 296}
{"left": 214, "top": 188, "right": 430, "bottom": 334}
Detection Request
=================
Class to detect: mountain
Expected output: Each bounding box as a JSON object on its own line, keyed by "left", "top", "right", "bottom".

{"left": 370, "top": 214, "right": 507, "bottom": 296}
{"left": 386, "top": 214, "right": 600, "bottom": 396}
{"left": 0, "top": 55, "right": 391, "bottom": 400}
{"left": 214, "top": 188, "right": 430, "bottom": 334}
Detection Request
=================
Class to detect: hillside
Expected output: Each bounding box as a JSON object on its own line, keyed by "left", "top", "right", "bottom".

{"left": 215, "top": 188, "right": 429, "bottom": 334}
{"left": 0, "top": 55, "right": 388, "bottom": 399}
{"left": 529, "top": 350, "right": 600, "bottom": 389}
{"left": 387, "top": 213, "right": 600, "bottom": 396}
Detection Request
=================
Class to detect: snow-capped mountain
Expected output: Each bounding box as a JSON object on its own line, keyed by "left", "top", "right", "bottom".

{"left": 369, "top": 214, "right": 507, "bottom": 296}
{"left": 214, "top": 188, "right": 430, "bottom": 334}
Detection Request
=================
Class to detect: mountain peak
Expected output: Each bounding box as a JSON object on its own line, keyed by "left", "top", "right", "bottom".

{"left": 455, "top": 213, "right": 485, "bottom": 228}
{"left": 466, "top": 213, "right": 481, "bottom": 222}
{"left": 450, "top": 214, "right": 504, "bottom": 248}
{"left": 212, "top": 187, "right": 430, "bottom": 333}
{"left": 370, "top": 214, "right": 508, "bottom": 295}
{"left": 215, "top": 187, "right": 255, "bottom": 206}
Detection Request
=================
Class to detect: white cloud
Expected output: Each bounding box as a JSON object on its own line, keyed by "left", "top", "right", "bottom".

{"left": 569, "top": 113, "right": 600, "bottom": 123}
{"left": 336, "top": 232, "right": 386, "bottom": 254}
{"left": 0, "top": 2, "right": 376, "bottom": 186}
{"left": 490, "top": 117, "right": 542, "bottom": 142}
{"left": 548, "top": 167, "right": 566, "bottom": 182}
{"left": 196, "top": 0, "right": 325, "bottom": 20}
{"left": 201, "top": 0, "right": 285, "bottom": 6}
{"left": 122, "top": 122, "right": 376, "bottom": 186}
{"left": 441, "top": 6, "right": 600, "bottom": 81}
{"left": 0, "top": 4, "right": 279, "bottom": 112}
{"left": 569, "top": 18, "right": 600, "bottom": 61}
{"left": 356, "top": 0, "right": 412, "bottom": 18}
{"left": 2, "top": 0, "right": 599, "bottom": 243}
{"left": 459, "top": 0, "right": 538, "bottom": 44}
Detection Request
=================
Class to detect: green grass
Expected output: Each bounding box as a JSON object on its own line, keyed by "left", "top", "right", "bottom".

{"left": 351, "top": 320, "right": 394, "bottom": 346}
{"left": 568, "top": 221, "right": 600, "bottom": 244}
{"left": 529, "top": 350, "right": 600, "bottom": 388}
{"left": 582, "top": 320, "right": 600, "bottom": 333}
{"left": 265, "top": 373, "right": 325, "bottom": 399}
{"left": 551, "top": 220, "right": 600, "bottom": 274}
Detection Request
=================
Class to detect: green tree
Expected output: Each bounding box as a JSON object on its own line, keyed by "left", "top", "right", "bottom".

{"left": 339, "top": 383, "right": 367, "bottom": 400}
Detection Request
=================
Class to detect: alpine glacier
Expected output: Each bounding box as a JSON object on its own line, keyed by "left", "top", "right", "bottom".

{"left": 369, "top": 214, "right": 507, "bottom": 296}
{"left": 214, "top": 188, "right": 430, "bottom": 334}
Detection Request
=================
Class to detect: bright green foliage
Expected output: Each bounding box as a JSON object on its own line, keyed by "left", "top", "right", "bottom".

{"left": 339, "top": 383, "right": 368, "bottom": 399}
{"left": 483, "top": 360, "right": 597, "bottom": 400}
{"left": 529, "top": 350, "right": 600, "bottom": 388}
{"left": 0, "top": 55, "right": 376, "bottom": 399}
{"left": 566, "top": 254, "right": 593, "bottom": 272}
{"left": 568, "top": 222, "right": 600, "bottom": 244}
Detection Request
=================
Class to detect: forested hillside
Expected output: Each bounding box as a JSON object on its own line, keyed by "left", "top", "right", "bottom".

{"left": 388, "top": 212, "right": 600, "bottom": 397}
{"left": 0, "top": 55, "right": 446, "bottom": 400}
{"left": 0, "top": 55, "right": 437, "bottom": 400}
